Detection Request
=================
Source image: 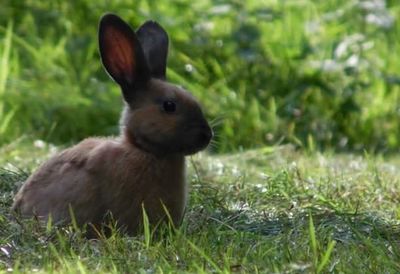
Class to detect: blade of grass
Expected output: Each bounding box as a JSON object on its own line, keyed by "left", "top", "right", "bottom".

{"left": 0, "top": 21, "right": 13, "bottom": 140}
{"left": 186, "top": 238, "right": 222, "bottom": 273}
{"left": 309, "top": 214, "right": 318, "bottom": 267}
{"left": 142, "top": 204, "right": 151, "bottom": 249}
{"left": 0, "top": 21, "right": 12, "bottom": 99}
{"left": 317, "top": 239, "right": 336, "bottom": 273}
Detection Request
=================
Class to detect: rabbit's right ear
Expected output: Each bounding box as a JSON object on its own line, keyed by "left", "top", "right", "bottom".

{"left": 99, "top": 14, "right": 150, "bottom": 90}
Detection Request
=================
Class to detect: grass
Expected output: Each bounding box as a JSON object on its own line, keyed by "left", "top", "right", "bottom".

{"left": 1, "top": 143, "right": 400, "bottom": 272}
{"left": 1, "top": 0, "right": 400, "bottom": 152}
{"left": 1, "top": 0, "right": 400, "bottom": 272}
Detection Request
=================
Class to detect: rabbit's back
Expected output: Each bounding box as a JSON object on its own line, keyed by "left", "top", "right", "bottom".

{"left": 12, "top": 137, "right": 187, "bottom": 231}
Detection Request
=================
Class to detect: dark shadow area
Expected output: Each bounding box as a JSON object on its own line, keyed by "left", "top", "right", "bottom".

{"left": 203, "top": 207, "right": 400, "bottom": 245}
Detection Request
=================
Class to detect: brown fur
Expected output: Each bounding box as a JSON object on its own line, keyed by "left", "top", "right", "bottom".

{"left": 13, "top": 137, "right": 186, "bottom": 233}
{"left": 12, "top": 14, "right": 212, "bottom": 235}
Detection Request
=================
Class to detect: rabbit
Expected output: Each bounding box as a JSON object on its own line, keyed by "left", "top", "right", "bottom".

{"left": 11, "top": 13, "right": 212, "bottom": 235}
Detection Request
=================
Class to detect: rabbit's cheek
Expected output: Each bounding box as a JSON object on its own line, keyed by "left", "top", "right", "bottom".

{"left": 136, "top": 112, "right": 177, "bottom": 139}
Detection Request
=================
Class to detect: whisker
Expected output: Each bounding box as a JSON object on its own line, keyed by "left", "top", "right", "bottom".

{"left": 211, "top": 131, "right": 222, "bottom": 137}
{"left": 210, "top": 139, "right": 218, "bottom": 144}
{"left": 209, "top": 116, "right": 226, "bottom": 128}
{"left": 210, "top": 121, "right": 224, "bottom": 128}
{"left": 210, "top": 133, "right": 222, "bottom": 140}
{"left": 207, "top": 142, "right": 219, "bottom": 150}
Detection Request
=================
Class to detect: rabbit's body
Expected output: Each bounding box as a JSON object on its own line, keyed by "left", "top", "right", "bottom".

{"left": 12, "top": 14, "right": 211, "bottom": 234}
{"left": 13, "top": 137, "right": 186, "bottom": 231}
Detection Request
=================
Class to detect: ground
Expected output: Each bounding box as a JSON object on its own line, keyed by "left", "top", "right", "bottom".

{"left": 0, "top": 141, "right": 399, "bottom": 273}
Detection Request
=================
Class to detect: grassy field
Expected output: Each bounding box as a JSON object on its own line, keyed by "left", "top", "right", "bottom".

{"left": 1, "top": 0, "right": 400, "bottom": 273}
{"left": 1, "top": 0, "right": 400, "bottom": 152}
{"left": 0, "top": 144, "right": 400, "bottom": 272}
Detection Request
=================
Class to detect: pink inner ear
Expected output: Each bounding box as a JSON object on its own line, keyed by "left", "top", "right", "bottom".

{"left": 104, "top": 27, "right": 136, "bottom": 83}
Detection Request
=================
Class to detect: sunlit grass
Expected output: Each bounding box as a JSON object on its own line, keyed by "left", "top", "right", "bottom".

{"left": 1, "top": 0, "right": 400, "bottom": 272}
{"left": 1, "top": 143, "right": 400, "bottom": 272}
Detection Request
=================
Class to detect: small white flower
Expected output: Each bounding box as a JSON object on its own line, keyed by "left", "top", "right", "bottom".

{"left": 33, "top": 139, "right": 46, "bottom": 149}
{"left": 185, "top": 64, "right": 194, "bottom": 73}
{"left": 346, "top": 54, "right": 359, "bottom": 68}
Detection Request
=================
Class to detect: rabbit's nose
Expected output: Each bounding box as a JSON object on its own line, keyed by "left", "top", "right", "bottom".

{"left": 198, "top": 124, "right": 213, "bottom": 145}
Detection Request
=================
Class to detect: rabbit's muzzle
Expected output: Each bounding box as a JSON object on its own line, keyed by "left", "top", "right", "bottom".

{"left": 182, "top": 122, "right": 213, "bottom": 155}
{"left": 196, "top": 124, "right": 213, "bottom": 148}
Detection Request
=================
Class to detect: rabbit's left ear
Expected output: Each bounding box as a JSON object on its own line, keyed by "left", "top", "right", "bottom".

{"left": 137, "top": 21, "right": 169, "bottom": 79}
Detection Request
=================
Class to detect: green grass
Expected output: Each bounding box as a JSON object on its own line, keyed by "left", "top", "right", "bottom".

{"left": 1, "top": 0, "right": 400, "bottom": 152}
{"left": 1, "top": 0, "right": 400, "bottom": 272}
{"left": 1, "top": 144, "right": 400, "bottom": 272}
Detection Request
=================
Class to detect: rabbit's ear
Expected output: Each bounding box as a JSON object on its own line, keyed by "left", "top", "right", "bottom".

{"left": 99, "top": 14, "right": 150, "bottom": 89}
{"left": 136, "top": 21, "right": 169, "bottom": 79}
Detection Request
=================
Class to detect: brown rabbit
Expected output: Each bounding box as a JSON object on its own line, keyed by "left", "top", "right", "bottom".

{"left": 12, "top": 13, "right": 212, "bottom": 235}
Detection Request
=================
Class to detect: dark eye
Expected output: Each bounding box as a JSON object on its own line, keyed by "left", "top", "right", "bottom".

{"left": 163, "top": 100, "right": 176, "bottom": 113}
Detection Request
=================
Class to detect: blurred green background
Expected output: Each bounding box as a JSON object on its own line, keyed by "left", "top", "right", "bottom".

{"left": 1, "top": 0, "right": 400, "bottom": 153}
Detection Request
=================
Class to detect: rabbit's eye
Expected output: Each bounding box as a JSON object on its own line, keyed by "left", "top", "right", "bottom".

{"left": 163, "top": 101, "right": 176, "bottom": 113}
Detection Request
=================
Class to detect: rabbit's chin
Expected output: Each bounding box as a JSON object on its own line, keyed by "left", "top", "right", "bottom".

{"left": 124, "top": 130, "right": 209, "bottom": 157}
{"left": 180, "top": 137, "right": 211, "bottom": 155}
{"left": 181, "top": 144, "right": 209, "bottom": 156}
{"left": 141, "top": 138, "right": 209, "bottom": 156}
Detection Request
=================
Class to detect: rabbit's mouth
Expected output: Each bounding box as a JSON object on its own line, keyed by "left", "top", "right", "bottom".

{"left": 180, "top": 124, "right": 213, "bottom": 155}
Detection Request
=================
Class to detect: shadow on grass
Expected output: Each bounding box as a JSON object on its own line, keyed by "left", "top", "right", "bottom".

{"left": 203, "top": 207, "right": 400, "bottom": 245}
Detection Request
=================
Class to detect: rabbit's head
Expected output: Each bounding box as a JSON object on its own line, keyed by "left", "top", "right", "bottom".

{"left": 99, "top": 14, "right": 212, "bottom": 156}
